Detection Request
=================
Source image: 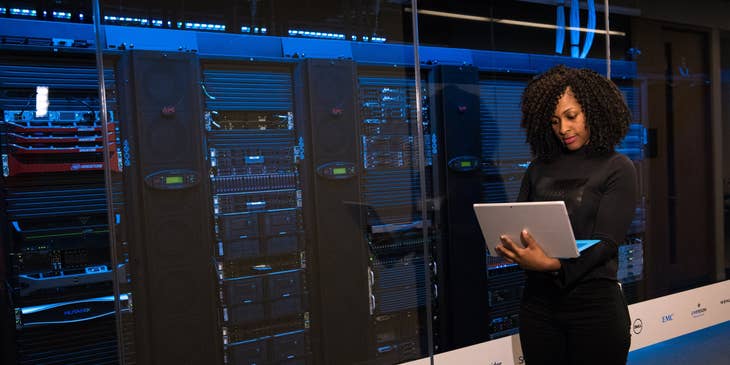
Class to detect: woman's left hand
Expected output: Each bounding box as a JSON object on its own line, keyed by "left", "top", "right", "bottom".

{"left": 495, "top": 229, "right": 562, "bottom": 272}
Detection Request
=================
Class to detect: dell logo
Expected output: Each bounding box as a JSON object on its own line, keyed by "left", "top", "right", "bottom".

{"left": 632, "top": 318, "right": 643, "bottom": 334}
{"left": 661, "top": 314, "right": 674, "bottom": 323}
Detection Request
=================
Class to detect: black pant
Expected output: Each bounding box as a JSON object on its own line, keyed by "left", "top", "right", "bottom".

{"left": 519, "top": 279, "right": 631, "bottom": 365}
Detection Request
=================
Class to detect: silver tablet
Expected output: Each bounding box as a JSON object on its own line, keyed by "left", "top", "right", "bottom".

{"left": 473, "top": 201, "right": 600, "bottom": 259}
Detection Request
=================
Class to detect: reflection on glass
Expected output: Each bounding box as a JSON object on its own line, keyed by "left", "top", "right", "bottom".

{"left": 0, "top": 2, "right": 126, "bottom": 364}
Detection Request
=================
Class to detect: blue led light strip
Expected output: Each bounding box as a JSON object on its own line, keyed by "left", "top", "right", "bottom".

{"left": 288, "top": 29, "right": 346, "bottom": 40}
{"left": 20, "top": 294, "right": 129, "bottom": 314}
{"left": 10, "top": 8, "right": 37, "bottom": 17}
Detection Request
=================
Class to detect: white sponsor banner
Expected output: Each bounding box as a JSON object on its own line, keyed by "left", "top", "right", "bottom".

{"left": 628, "top": 280, "right": 730, "bottom": 351}
{"left": 402, "top": 280, "right": 730, "bottom": 365}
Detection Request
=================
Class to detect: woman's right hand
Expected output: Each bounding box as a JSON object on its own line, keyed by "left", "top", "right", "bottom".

{"left": 494, "top": 229, "right": 562, "bottom": 272}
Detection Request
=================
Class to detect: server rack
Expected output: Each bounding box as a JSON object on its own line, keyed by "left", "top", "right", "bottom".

{"left": 357, "top": 69, "right": 437, "bottom": 362}
{"left": 201, "top": 62, "right": 310, "bottom": 364}
{"left": 0, "top": 57, "right": 123, "bottom": 365}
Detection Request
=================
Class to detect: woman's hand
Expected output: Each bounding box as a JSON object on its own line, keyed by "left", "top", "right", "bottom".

{"left": 494, "top": 229, "right": 562, "bottom": 272}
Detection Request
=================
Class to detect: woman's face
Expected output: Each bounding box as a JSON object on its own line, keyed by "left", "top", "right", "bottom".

{"left": 551, "top": 87, "right": 590, "bottom": 151}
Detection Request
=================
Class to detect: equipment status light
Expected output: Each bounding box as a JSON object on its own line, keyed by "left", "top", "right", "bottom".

{"left": 165, "top": 176, "right": 183, "bottom": 184}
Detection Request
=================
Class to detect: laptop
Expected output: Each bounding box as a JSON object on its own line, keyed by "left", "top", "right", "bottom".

{"left": 473, "top": 201, "right": 600, "bottom": 259}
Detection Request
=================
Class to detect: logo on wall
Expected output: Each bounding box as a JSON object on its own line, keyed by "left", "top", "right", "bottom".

{"left": 661, "top": 313, "right": 674, "bottom": 323}
{"left": 555, "top": 0, "right": 596, "bottom": 58}
{"left": 691, "top": 303, "right": 707, "bottom": 318}
{"left": 632, "top": 318, "right": 643, "bottom": 334}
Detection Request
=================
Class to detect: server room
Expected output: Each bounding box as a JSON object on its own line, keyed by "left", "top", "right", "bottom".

{"left": 0, "top": 1, "right": 728, "bottom": 364}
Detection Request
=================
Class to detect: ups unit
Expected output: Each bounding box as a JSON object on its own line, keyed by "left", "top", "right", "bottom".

{"left": 0, "top": 59, "right": 122, "bottom": 365}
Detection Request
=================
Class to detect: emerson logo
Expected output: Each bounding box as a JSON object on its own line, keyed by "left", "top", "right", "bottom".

{"left": 691, "top": 303, "right": 707, "bottom": 318}
{"left": 632, "top": 318, "right": 643, "bottom": 334}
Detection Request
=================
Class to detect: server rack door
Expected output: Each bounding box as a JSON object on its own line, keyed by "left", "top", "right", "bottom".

{"left": 429, "top": 65, "right": 489, "bottom": 350}
{"left": 295, "top": 59, "right": 370, "bottom": 365}
{"left": 117, "top": 50, "right": 222, "bottom": 365}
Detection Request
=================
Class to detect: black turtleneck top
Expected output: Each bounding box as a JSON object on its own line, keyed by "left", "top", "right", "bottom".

{"left": 517, "top": 148, "right": 637, "bottom": 290}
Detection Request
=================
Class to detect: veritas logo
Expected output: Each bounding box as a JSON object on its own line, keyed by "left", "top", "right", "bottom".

{"left": 691, "top": 303, "right": 707, "bottom": 318}
{"left": 632, "top": 318, "right": 643, "bottom": 334}
{"left": 661, "top": 314, "right": 674, "bottom": 323}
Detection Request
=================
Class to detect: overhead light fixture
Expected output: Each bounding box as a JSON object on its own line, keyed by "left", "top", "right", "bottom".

{"left": 405, "top": 8, "right": 625, "bottom": 37}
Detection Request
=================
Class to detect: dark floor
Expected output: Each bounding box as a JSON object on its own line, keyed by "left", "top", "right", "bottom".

{"left": 627, "top": 320, "right": 730, "bottom": 365}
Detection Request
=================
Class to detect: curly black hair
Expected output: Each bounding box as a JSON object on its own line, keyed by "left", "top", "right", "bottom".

{"left": 521, "top": 65, "right": 631, "bottom": 161}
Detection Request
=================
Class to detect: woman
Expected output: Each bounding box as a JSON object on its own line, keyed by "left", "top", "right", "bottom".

{"left": 494, "top": 65, "right": 637, "bottom": 365}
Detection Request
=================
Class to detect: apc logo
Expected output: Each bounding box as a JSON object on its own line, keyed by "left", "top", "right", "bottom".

{"left": 555, "top": 0, "right": 597, "bottom": 58}
{"left": 661, "top": 314, "right": 674, "bottom": 323}
{"left": 632, "top": 318, "right": 643, "bottom": 334}
{"left": 691, "top": 303, "right": 707, "bottom": 318}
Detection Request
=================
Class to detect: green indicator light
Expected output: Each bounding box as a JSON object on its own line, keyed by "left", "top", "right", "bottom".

{"left": 332, "top": 167, "right": 347, "bottom": 175}
{"left": 166, "top": 176, "right": 184, "bottom": 184}
{"left": 460, "top": 161, "right": 472, "bottom": 167}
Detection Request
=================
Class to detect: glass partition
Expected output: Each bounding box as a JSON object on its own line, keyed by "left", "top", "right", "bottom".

{"left": 0, "top": 1, "right": 128, "bottom": 364}
{"left": 97, "top": 1, "right": 435, "bottom": 364}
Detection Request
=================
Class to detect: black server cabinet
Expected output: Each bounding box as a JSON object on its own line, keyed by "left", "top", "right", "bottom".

{"left": 0, "top": 57, "right": 122, "bottom": 364}
{"left": 429, "top": 66, "right": 489, "bottom": 349}
{"left": 117, "top": 50, "right": 222, "bottom": 365}
{"left": 294, "top": 59, "right": 369, "bottom": 365}
{"left": 201, "top": 62, "right": 310, "bottom": 364}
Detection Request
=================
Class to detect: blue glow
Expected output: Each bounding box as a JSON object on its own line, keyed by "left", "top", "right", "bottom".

{"left": 273, "top": 329, "right": 305, "bottom": 337}
{"left": 23, "top": 311, "right": 115, "bottom": 327}
{"left": 570, "top": 0, "right": 580, "bottom": 58}
{"left": 19, "top": 266, "right": 110, "bottom": 281}
{"left": 20, "top": 294, "right": 128, "bottom": 315}
{"left": 288, "top": 29, "right": 346, "bottom": 40}
{"left": 184, "top": 22, "right": 225, "bottom": 31}
{"left": 104, "top": 15, "right": 149, "bottom": 26}
{"left": 52, "top": 11, "right": 72, "bottom": 20}
{"left": 580, "top": 0, "right": 596, "bottom": 58}
{"left": 10, "top": 8, "right": 37, "bottom": 17}
{"left": 555, "top": 5, "right": 565, "bottom": 54}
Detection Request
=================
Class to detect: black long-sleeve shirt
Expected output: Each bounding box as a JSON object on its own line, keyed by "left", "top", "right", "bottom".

{"left": 517, "top": 147, "right": 637, "bottom": 290}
